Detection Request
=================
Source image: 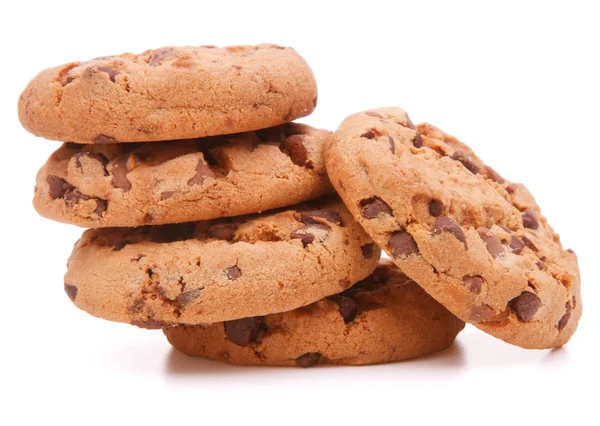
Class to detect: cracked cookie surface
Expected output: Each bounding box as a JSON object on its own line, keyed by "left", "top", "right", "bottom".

{"left": 19, "top": 44, "right": 317, "bottom": 143}
{"left": 64, "top": 196, "right": 380, "bottom": 326}
{"left": 34, "top": 123, "right": 333, "bottom": 227}
{"left": 325, "top": 107, "right": 581, "bottom": 349}
{"left": 164, "top": 260, "right": 465, "bottom": 366}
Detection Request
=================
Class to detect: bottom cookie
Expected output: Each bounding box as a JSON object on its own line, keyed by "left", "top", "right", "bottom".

{"left": 164, "top": 260, "right": 465, "bottom": 366}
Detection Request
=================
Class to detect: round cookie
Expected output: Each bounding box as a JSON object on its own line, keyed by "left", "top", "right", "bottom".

{"left": 18, "top": 44, "right": 317, "bottom": 143}
{"left": 34, "top": 123, "right": 333, "bottom": 227}
{"left": 325, "top": 107, "right": 581, "bottom": 349}
{"left": 164, "top": 260, "right": 465, "bottom": 367}
{"left": 64, "top": 196, "right": 381, "bottom": 327}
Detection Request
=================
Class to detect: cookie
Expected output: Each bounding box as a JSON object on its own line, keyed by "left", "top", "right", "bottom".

{"left": 34, "top": 123, "right": 333, "bottom": 227}
{"left": 18, "top": 44, "right": 317, "bottom": 143}
{"left": 325, "top": 107, "right": 581, "bottom": 349}
{"left": 64, "top": 196, "right": 380, "bottom": 326}
{"left": 164, "top": 260, "right": 465, "bottom": 366}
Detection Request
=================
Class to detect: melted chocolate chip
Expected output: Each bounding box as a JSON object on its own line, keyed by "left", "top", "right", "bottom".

{"left": 429, "top": 199, "right": 443, "bottom": 217}
{"left": 110, "top": 155, "right": 132, "bottom": 191}
{"left": 64, "top": 284, "right": 78, "bottom": 301}
{"left": 74, "top": 152, "right": 109, "bottom": 175}
{"left": 413, "top": 133, "right": 423, "bottom": 148}
{"left": 280, "top": 135, "right": 313, "bottom": 168}
{"left": 389, "top": 231, "right": 419, "bottom": 259}
{"left": 226, "top": 266, "right": 241, "bottom": 280}
{"left": 509, "top": 235, "right": 525, "bottom": 254}
{"left": 95, "top": 199, "right": 108, "bottom": 217}
{"left": 148, "top": 47, "right": 177, "bottom": 66}
{"left": 224, "top": 317, "right": 264, "bottom": 346}
{"left": 478, "top": 227, "right": 505, "bottom": 258}
{"left": 295, "top": 352, "right": 321, "bottom": 368}
{"left": 463, "top": 276, "right": 484, "bottom": 294}
{"left": 177, "top": 288, "right": 203, "bottom": 307}
{"left": 150, "top": 223, "right": 196, "bottom": 243}
{"left": 522, "top": 209, "right": 539, "bottom": 230}
{"left": 361, "top": 129, "right": 380, "bottom": 139}
{"left": 188, "top": 159, "right": 215, "bottom": 185}
{"left": 360, "top": 243, "right": 376, "bottom": 259}
{"left": 509, "top": 292, "right": 542, "bottom": 322}
{"left": 97, "top": 66, "right": 118, "bottom": 82}
{"left": 329, "top": 295, "right": 358, "bottom": 323}
{"left": 557, "top": 303, "right": 571, "bottom": 331}
{"left": 432, "top": 217, "right": 466, "bottom": 244}
{"left": 47, "top": 176, "right": 75, "bottom": 199}
{"left": 450, "top": 150, "right": 480, "bottom": 174}
{"left": 360, "top": 197, "right": 392, "bottom": 219}
{"left": 300, "top": 210, "right": 342, "bottom": 226}
{"left": 209, "top": 223, "right": 237, "bottom": 241}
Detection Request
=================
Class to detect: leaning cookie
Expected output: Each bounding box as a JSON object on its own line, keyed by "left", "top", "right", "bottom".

{"left": 165, "top": 260, "right": 465, "bottom": 367}
{"left": 19, "top": 44, "right": 317, "bottom": 143}
{"left": 64, "top": 196, "right": 380, "bottom": 327}
{"left": 325, "top": 107, "right": 581, "bottom": 349}
{"left": 34, "top": 123, "right": 333, "bottom": 227}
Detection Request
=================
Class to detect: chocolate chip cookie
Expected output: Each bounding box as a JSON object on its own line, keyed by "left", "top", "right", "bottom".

{"left": 64, "top": 196, "right": 380, "bottom": 327}
{"left": 34, "top": 123, "right": 333, "bottom": 227}
{"left": 19, "top": 44, "right": 317, "bottom": 143}
{"left": 325, "top": 107, "right": 581, "bottom": 349}
{"left": 164, "top": 260, "right": 465, "bottom": 366}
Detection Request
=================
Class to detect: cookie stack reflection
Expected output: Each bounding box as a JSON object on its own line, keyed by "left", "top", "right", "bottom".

{"left": 21, "top": 43, "right": 577, "bottom": 368}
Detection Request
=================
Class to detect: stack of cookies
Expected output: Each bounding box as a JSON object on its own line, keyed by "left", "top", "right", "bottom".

{"left": 19, "top": 43, "right": 581, "bottom": 367}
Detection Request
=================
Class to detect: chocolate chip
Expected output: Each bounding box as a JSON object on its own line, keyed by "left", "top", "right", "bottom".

{"left": 365, "top": 111, "right": 383, "bottom": 119}
{"left": 144, "top": 213, "right": 153, "bottom": 223}
{"left": 478, "top": 227, "right": 505, "bottom": 258}
{"left": 97, "top": 66, "right": 118, "bottom": 82}
{"left": 522, "top": 236, "right": 538, "bottom": 251}
{"left": 256, "top": 125, "right": 287, "bottom": 143}
{"left": 94, "top": 134, "right": 117, "bottom": 144}
{"left": 387, "top": 135, "right": 396, "bottom": 153}
{"left": 64, "top": 284, "right": 78, "bottom": 301}
{"left": 224, "top": 317, "right": 264, "bottom": 346}
{"left": 95, "top": 199, "right": 107, "bottom": 217}
{"left": 280, "top": 135, "right": 313, "bottom": 168}
{"left": 148, "top": 47, "right": 177, "bottom": 66}
{"left": 536, "top": 260, "right": 545, "bottom": 269}
{"left": 226, "top": 266, "right": 241, "bottom": 280}
{"left": 289, "top": 223, "right": 329, "bottom": 247}
{"left": 522, "top": 209, "right": 539, "bottom": 230}
{"left": 131, "top": 318, "right": 168, "bottom": 329}
{"left": 403, "top": 115, "right": 416, "bottom": 129}
{"left": 188, "top": 159, "right": 215, "bottom": 185}
{"left": 160, "top": 191, "right": 175, "bottom": 200}
{"left": 360, "top": 243, "right": 376, "bottom": 259}
{"left": 389, "top": 231, "right": 419, "bottom": 259}
{"left": 110, "top": 155, "right": 132, "bottom": 191}
{"left": 300, "top": 210, "right": 342, "bottom": 226}
{"left": 150, "top": 223, "right": 196, "bottom": 243}
{"left": 360, "top": 197, "right": 392, "bottom": 219}
{"left": 429, "top": 199, "right": 443, "bottom": 217}
{"left": 177, "top": 288, "right": 203, "bottom": 307}
{"left": 413, "top": 133, "right": 423, "bottom": 148}
{"left": 131, "top": 254, "right": 145, "bottom": 262}
{"left": 557, "top": 304, "right": 571, "bottom": 331}
{"left": 361, "top": 129, "right": 380, "bottom": 139}
{"left": 509, "top": 235, "right": 525, "bottom": 254}
{"left": 463, "top": 276, "right": 484, "bottom": 294}
{"left": 509, "top": 292, "right": 542, "bottom": 322}
{"left": 432, "top": 217, "right": 466, "bottom": 244}
{"left": 329, "top": 295, "right": 358, "bottom": 323}
{"left": 450, "top": 150, "right": 480, "bottom": 174}
{"left": 484, "top": 166, "right": 505, "bottom": 183}
{"left": 74, "top": 152, "right": 109, "bottom": 175}
{"left": 470, "top": 305, "right": 496, "bottom": 321}
{"left": 209, "top": 223, "right": 237, "bottom": 241}
{"left": 295, "top": 352, "right": 321, "bottom": 368}
{"left": 566, "top": 248, "right": 575, "bottom": 254}
{"left": 47, "top": 175, "right": 75, "bottom": 199}
{"left": 113, "top": 240, "right": 130, "bottom": 251}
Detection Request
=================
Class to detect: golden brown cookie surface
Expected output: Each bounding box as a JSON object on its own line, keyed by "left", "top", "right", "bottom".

{"left": 19, "top": 44, "right": 317, "bottom": 143}
{"left": 325, "top": 107, "right": 581, "bottom": 349}
{"left": 165, "top": 260, "right": 465, "bottom": 366}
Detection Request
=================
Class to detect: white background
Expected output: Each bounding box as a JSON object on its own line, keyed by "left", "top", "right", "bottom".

{"left": 1, "top": 1, "right": 598, "bottom": 425}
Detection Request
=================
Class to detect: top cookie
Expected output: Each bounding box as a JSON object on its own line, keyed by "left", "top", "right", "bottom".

{"left": 325, "top": 107, "right": 581, "bottom": 349}
{"left": 18, "top": 44, "right": 317, "bottom": 143}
